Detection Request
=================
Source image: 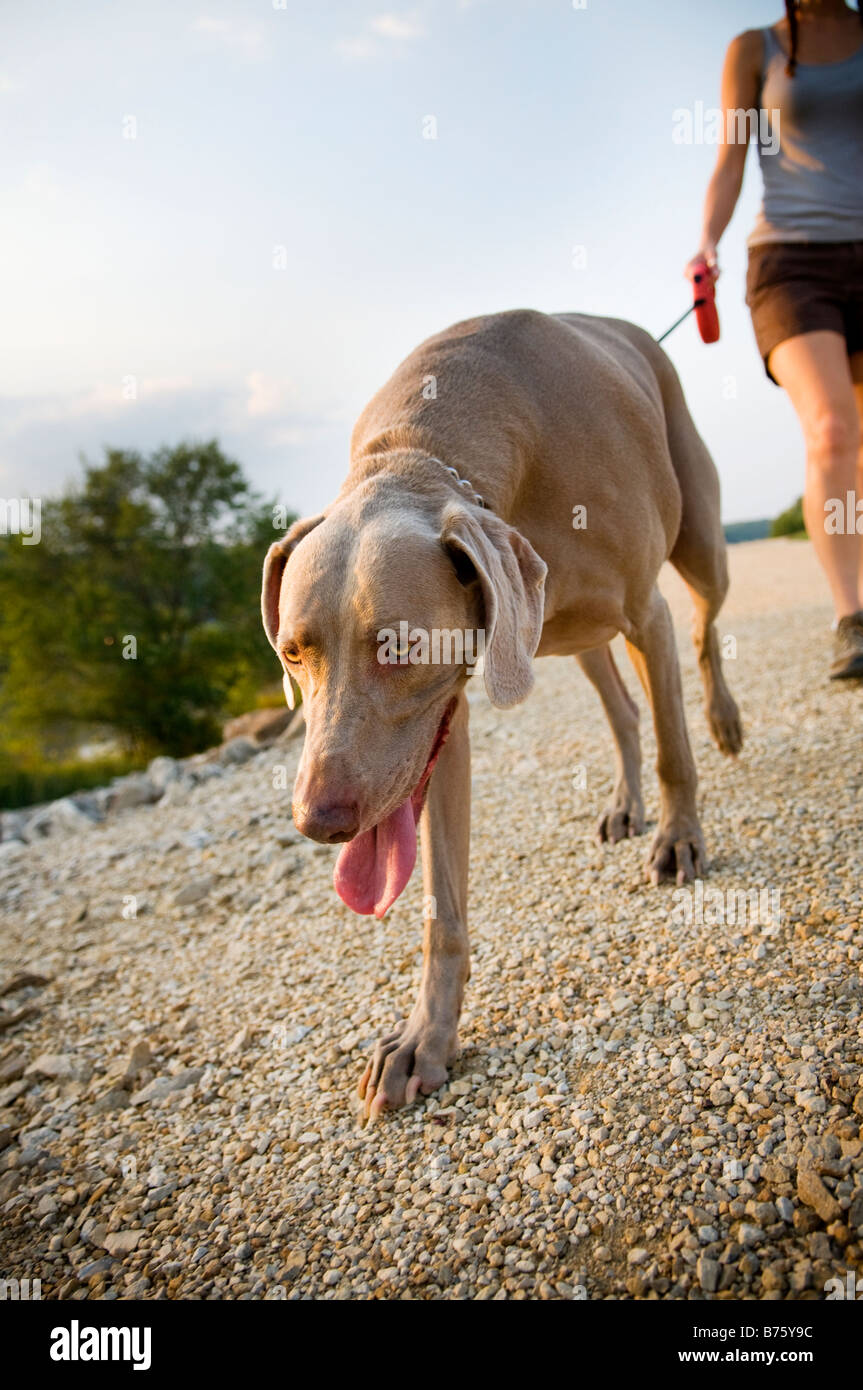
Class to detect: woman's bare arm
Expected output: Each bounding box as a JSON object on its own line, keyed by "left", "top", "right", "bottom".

{"left": 686, "top": 28, "right": 763, "bottom": 276}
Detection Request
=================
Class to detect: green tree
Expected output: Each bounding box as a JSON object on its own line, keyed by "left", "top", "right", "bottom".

{"left": 0, "top": 440, "right": 292, "bottom": 761}
{"left": 770, "top": 495, "right": 807, "bottom": 538}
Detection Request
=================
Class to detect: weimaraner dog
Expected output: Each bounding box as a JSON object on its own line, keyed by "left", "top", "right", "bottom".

{"left": 261, "top": 309, "right": 742, "bottom": 1119}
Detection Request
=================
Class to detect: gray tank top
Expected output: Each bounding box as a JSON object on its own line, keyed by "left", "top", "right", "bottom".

{"left": 749, "top": 24, "right": 863, "bottom": 246}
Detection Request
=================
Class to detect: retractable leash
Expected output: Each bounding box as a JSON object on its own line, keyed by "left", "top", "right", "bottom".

{"left": 656, "top": 256, "right": 720, "bottom": 344}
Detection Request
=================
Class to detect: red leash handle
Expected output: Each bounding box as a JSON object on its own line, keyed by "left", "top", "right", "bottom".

{"left": 688, "top": 256, "right": 720, "bottom": 343}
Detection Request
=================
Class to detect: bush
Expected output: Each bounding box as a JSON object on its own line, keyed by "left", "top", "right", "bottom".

{"left": 771, "top": 496, "right": 807, "bottom": 538}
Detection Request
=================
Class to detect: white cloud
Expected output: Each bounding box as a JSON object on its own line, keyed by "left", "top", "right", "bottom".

{"left": 245, "top": 372, "right": 297, "bottom": 419}
{"left": 267, "top": 425, "right": 325, "bottom": 447}
{"left": 0, "top": 378, "right": 196, "bottom": 434}
{"left": 21, "top": 164, "right": 60, "bottom": 202}
{"left": 336, "top": 35, "right": 379, "bottom": 63}
{"left": 0, "top": 74, "right": 23, "bottom": 95}
{"left": 370, "top": 12, "right": 426, "bottom": 40}
{"left": 190, "top": 16, "right": 265, "bottom": 59}
{"left": 337, "top": 9, "right": 426, "bottom": 62}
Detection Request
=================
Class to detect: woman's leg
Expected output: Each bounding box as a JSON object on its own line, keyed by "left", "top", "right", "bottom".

{"left": 769, "top": 330, "right": 862, "bottom": 618}
{"left": 851, "top": 351, "right": 863, "bottom": 603}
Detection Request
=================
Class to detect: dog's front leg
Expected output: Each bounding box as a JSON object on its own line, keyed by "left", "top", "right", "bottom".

{"left": 359, "top": 690, "right": 470, "bottom": 1120}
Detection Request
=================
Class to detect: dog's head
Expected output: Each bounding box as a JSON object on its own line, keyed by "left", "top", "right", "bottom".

{"left": 261, "top": 490, "right": 546, "bottom": 916}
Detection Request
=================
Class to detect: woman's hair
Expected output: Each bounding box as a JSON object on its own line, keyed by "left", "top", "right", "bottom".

{"left": 784, "top": 0, "right": 863, "bottom": 77}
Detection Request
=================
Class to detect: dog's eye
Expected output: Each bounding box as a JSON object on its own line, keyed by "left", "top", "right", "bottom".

{"left": 444, "top": 541, "right": 479, "bottom": 588}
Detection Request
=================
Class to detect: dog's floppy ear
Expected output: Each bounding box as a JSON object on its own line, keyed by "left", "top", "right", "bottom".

{"left": 261, "top": 514, "right": 326, "bottom": 711}
{"left": 440, "top": 503, "right": 546, "bottom": 708}
{"left": 261, "top": 514, "right": 325, "bottom": 649}
{"left": 261, "top": 509, "right": 325, "bottom": 681}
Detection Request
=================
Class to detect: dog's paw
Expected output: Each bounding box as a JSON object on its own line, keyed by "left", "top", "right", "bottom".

{"left": 357, "top": 1017, "right": 455, "bottom": 1122}
{"left": 596, "top": 785, "right": 645, "bottom": 844}
{"left": 706, "top": 690, "right": 743, "bottom": 757}
{"left": 644, "top": 820, "right": 707, "bottom": 885}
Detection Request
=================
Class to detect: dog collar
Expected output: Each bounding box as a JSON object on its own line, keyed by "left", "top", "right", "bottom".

{"left": 427, "top": 455, "right": 489, "bottom": 511}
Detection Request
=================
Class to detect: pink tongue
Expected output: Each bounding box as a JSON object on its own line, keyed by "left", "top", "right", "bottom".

{"left": 333, "top": 798, "right": 418, "bottom": 918}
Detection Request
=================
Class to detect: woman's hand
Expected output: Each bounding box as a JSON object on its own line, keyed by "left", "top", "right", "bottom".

{"left": 685, "top": 243, "right": 720, "bottom": 281}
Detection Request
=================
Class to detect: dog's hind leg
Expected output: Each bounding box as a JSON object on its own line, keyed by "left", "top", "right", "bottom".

{"left": 625, "top": 588, "right": 706, "bottom": 885}
{"left": 661, "top": 361, "right": 743, "bottom": 756}
{"left": 670, "top": 524, "right": 743, "bottom": 758}
{"left": 576, "top": 644, "right": 645, "bottom": 843}
{"left": 682, "top": 572, "right": 743, "bottom": 757}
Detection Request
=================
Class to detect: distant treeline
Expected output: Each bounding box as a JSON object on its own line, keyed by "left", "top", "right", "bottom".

{"left": 724, "top": 497, "right": 807, "bottom": 544}
{"left": 724, "top": 518, "right": 770, "bottom": 544}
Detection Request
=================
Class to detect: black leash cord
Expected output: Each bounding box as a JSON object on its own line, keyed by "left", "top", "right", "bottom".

{"left": 656, "top": 298, "right": 707, "bottom": 344}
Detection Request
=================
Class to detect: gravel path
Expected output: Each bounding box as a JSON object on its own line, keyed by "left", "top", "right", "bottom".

{"left": 1, "top": 538, "right": 861, "bottom": 1301}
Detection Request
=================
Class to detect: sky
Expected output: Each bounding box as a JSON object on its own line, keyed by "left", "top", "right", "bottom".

{"left": 0, "top": 0, "right": 810, "bottom": 524}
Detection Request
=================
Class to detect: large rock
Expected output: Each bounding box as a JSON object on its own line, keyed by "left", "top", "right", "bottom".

{"left": 130, "top": 1067, "right": 204, "bottom": 1105}
{"left": 103, "top": 1229, "right": 143, "bottom": 1257}
{"left": 0, "top": 1053, "right": 27, "bottom": 1083}
{"left": 89, "top": 786, "right": 113, "bottom": 817}
{"left": 0, "top": 1078, "right": 31, "bottom": 1106}
{"left": 106, "top": 774, "right": 160, "bottom": 814}
{"left": 25, "top": 1052, "right": 81, "bottom": 1080}
{"left": 219, "top": 736, "right": 259, "bottom": 766}
{"left": 174, "top": 874, "right": 217, "bottom": 907}
{"left": 147, "top": 756, "right": 181, "bottom": 792}
{"left": 90, "top": 1087, "right": 132, "bottom": 1115}
{"left": 0, "top": 969, "right": 51, "bottom": 996}
{"left": 797, "top": 1144, "right": 843, "bottom": 1224}
{"left": 68, "top": 790, "right": 104, "bottom": 821}
{"left": 24, "top": 798, "right": 99, "bottom": 841}
{"left": 191, "top": 764, "right": 223, "bottom": 784}
{"left": 106, "top": 1039, "right": 152, "bottom": 1088}
{"left": 227, "top": 1023, "right": 255, "bottom": 1055}
{"left": 159, "top": 779, "right": 190, "bottom": 808}
{"left": 186, "top": 745, "right": 222, "bottom": 769}
{"left": 223, "top": 708, "right": 294, "bottom": 743}
{"left": 0, "top": 810, "right": 29, "bottom": 843}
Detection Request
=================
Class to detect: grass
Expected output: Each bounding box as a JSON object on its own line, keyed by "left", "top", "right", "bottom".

{"left": 0, "top": 754, "right": 147, "bottom": 812}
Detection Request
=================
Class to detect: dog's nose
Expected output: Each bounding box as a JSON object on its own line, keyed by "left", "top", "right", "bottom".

{"left": 293, "top": 801, "right": 360, "bottom": 844}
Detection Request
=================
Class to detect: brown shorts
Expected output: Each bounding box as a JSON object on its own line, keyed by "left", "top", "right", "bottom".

{"left": 745, "top": 239, "right": 863, "bottom": 384}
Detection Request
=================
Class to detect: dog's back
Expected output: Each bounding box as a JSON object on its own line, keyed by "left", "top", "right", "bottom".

{"left": 351, "top": 308, "right": 684, "bottom": 556}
